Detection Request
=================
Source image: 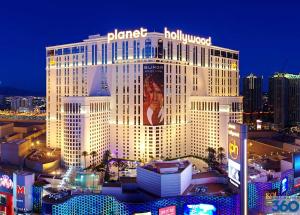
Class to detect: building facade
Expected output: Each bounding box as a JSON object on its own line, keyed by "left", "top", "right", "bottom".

{"left": 61, "top": 96, "right": 110, "bottom": 168}
{"left": 242, "top": 73, "right": 263, "bottom": 113}
{"left": 46, "top": 27, "right": 242, "bottom": 168}
{"left": 269, "top": 73, "right": 300, "bottom": 128}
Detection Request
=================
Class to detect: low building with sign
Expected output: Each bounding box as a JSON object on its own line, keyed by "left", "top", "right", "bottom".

{"left": 13, "top": 171, "right": 35, "bottom": 213}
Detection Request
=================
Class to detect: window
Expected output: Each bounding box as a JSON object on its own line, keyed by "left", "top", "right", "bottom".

{"left": 145, "top": 39, "right": 152, "bottom": 58}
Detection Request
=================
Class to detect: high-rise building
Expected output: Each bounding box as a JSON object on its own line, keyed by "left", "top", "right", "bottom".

{"left": 269, "top": 73, "right": 300, "bottom": 128}
{"left": 46, "top": 27, "right": 242, "bottom": 168}
{"left": 242, "top": 73, "right": 263, "bottom": 113}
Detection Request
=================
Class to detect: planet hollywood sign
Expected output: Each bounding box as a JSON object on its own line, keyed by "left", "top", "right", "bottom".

{"left": 107, "top": 27, "right": 212, "bottom": 46}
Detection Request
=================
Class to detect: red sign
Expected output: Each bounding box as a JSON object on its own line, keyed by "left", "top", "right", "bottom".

{"left": 16, "top": 185, "right": 25, "bottom": 195}
{"left": 159, "top": 206, "right": 176, "bottom": 215}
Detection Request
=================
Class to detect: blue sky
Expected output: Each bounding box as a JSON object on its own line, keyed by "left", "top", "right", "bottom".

{"left": 0, "top": 0, "right": 299, "bottom": 93}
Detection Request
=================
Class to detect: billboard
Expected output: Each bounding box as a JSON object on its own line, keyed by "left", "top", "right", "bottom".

{"left": 13, "top": 172, "right": 35, "bottom": 213}
{"left": 0, "top": 174, "right": 13, "bottom": 194}
{"left": 294, "top": 152, "right": 300, "bottom": 188}
{"left": 183, "top": 204, "right": 217, "bottom": 215}
{"left": 143, "top": 64, "right": 164, "bottom": 126}
{"left": 227, "top": 123, "right": 247, "bottom": 188}
{"left": 159, "top": 206, "right": 176, "bottom": 215}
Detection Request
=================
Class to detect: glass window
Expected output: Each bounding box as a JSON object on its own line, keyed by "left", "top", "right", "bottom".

{"left": 145, "top": 39, "right": 152, "bottom": 58}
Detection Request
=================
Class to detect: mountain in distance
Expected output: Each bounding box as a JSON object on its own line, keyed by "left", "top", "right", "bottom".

{"left": 0, "top": 86, "right": 45, "bottom": 97}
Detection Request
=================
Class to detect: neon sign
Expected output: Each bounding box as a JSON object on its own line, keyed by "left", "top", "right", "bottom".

{"left": 164, "top": 28, "right": 211, "bottom": 46}
{"left": 229, "top": 140, "right": 239, "bottom": 160}
{"left": 107, "top": 28, "right": 148, "bottom": 43}
{"left": 281, "top": 177, "right": 288, "bottom": 194}
{"left": 16, "top": 185, "right": 25, "bottom": 195}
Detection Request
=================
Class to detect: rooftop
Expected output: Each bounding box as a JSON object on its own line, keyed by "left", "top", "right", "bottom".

{"left": 141, "top": 160, "right": 190, "bottom": 174}
{"left": 3, "top": 138, "right": 28, "bottom": 145}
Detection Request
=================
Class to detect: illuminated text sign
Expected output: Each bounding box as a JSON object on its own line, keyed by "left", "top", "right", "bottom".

{"left": 107, "top": 28, "right": 148, "bottom": 43}
{"left": 164, "top": 27, "right": 211, "bottom": 46}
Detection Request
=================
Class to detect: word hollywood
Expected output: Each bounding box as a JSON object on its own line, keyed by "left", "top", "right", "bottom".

{"left": 164, "top": 27, "right": 211, "bottom": 46}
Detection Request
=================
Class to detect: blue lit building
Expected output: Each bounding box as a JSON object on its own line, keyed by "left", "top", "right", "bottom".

{"left": 42, "top": 193, "right": 240, "bottom": 215}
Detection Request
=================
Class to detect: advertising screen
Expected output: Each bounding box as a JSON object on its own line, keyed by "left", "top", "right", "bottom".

{"left": 0, "top": 174, "right": 13, "bottom": 194}
{"left": 159, "top": 205, "right": 176, "bottom": 215}
{"left": 280, "top": 176, "right": 288, "bottom": 194}
{"left": 0, "top": 194, "right": 6, "bottom": 206}
{"left": 228, "top": 159, "right": 240, "bottom": 186}
{"left": 143, "top": 64, "right": 164, "bottom": 126}
{"left": 228, "top": 124, "right": 242, "bottom": 187}
{"left": 294, "top": 152, "right": 300, "bottom": 188}
{"left": 183, "top": 204, "right": 217, "bottom": 215}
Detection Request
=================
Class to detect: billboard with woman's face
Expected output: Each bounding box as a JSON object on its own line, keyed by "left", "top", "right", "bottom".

{"left": 143, "top": 64, "right": 164, "bottom": 126}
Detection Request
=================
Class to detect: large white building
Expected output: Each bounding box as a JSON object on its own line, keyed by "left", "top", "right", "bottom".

{"left": 46, "top": 27, "right": 242, "bottom": 168}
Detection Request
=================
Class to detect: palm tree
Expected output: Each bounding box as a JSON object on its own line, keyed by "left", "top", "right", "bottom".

{"left": 90, "top": 151, "right": 97, "bottom": 168}
{"left": 217, "top": 147, "right": 226, "bottom": 165}
{"left": 206, "top": 147, "right": 217, "bottom": 171}
{"left": 111, "top": 159, "right": 128, "bottom": 181}
{"left": 102, "top": 150, "right": 111, "bottom": 181}
{"left": 82, "top": 151, "right": 89, "bottom": 170}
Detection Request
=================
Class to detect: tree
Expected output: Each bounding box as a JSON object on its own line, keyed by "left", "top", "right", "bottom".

{"left": 82, "top": 151, "right": 89, "bottom": 170}
{"left": 90, "top": 151, "right": 97, "bottom": 168}
{"left": 206, "top": 147, "right": 217, "bottom": 170}
{"left": 111, "top": 159, "right": 128, "bottom": 181}
{"left": 217, "top": 147, "right": 226, "bottom": 165}
{"left": 102, "top": 150, "right": 111, "bottom": 181}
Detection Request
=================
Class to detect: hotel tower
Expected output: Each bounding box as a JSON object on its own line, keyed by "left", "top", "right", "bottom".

{"left": 46, "top": 27, "right": 243, "bottom": 168}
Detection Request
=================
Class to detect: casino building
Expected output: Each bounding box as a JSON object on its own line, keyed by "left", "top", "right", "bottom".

{"left": 46, "top": 27, "right": 242, "bottom": 168}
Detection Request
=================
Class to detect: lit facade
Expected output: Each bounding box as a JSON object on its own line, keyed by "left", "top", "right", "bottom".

{"left": 61, "top": 96, "right": 110, "bottom": 168}
{"left": 46, "top": 27, "right": 242, "bottom": 168}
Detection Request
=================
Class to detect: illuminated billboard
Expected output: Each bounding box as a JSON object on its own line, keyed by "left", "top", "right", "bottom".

{"left": 227, "top": 123, "right": 247, "bottom": 188}
{"left": 293, "top": 152, "right": 300, "bottom": 188}
{"left": 13, "top": 172, "right": 35, "bottom": 213}
{"left": 183, "top": 204, "right": 216, "bottom": 215}
{"left": 143, "top": 64, "right": 164, "bottom": 126}
{"left": 159, "top": 206, "right": 176, "bottom": 215}
{"left": 0, "top": 174, "right": 13, "bottom": 194}
{"left": 280, "top": 176, "right": 288, "bottom": 194}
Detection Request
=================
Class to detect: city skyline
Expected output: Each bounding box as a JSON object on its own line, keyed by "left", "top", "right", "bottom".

{"left": 1, "top": 0, "right": 300, "bottom": 93}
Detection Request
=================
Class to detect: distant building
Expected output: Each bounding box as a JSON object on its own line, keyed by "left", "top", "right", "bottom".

{"left": 10, "top": 96, "right": 34, "bottom": 112}
{"left": 269, "top": 73, "right": 300, "bottom": 128}
{"left": 243, "top": 73, "right": 263, "bottom": 113}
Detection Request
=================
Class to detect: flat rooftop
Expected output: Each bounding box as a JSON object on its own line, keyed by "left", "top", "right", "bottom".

{"left": 192, "top": 171, "right": 223, "bottom": 179}
{"left": 3, "top": 138, "right": 27, "bottom": 145}
{"left": 141, "top": 160, "right": 190, "bottom": 174}
{"left": 183, "top": 183, "right": 231, "bottom": 196}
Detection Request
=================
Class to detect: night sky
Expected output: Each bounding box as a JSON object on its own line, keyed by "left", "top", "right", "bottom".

{"left": 1, "top": 0, "right": 299, "bottom": 94}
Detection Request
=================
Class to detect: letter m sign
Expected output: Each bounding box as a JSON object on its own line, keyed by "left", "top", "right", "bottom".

{"left": 16, "top": 185, "right": 25, "bottom": 194}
